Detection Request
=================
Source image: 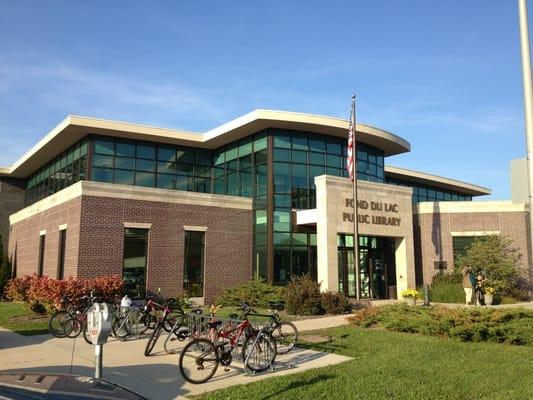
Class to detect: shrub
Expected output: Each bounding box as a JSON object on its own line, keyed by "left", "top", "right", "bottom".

{"left": 284, "top": 274, "right": 322, "bottom": 315}
{"left": 215, "top": 278, "right": 284, "bottom": 308}
{"left": 4, "top": 275, "right": 123, "bottom": 314}
{"left": 348, "top": 304, "right": 533, "bottom": 346}
{"left": 321, "top": 291, "right": 348, "bottom": 314}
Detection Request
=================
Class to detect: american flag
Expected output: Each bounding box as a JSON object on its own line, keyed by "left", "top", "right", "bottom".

{"left": 347, "top": 110, "right": 355, "bottom": 181}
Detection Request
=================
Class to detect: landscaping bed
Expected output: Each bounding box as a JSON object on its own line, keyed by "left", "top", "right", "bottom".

{"left": 348, "top": 303, "right": 533, "bottom": 345}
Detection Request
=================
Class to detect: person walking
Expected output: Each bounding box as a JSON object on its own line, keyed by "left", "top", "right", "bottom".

{"left": 462, "top": 266, "right": 475, "bottom": 305}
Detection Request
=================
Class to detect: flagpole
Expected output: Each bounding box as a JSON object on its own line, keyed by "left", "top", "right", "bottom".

{"left": 351, "top": 94, "right": 361, "bottom": 300}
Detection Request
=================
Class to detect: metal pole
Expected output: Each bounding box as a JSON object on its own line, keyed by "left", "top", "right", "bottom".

{"left": 95, "top": 344, "right": 103, "bottom": 379}
{"left": 352, "top": 95, "right": 361, "bottom": 300}
{"left": 519, "top": 0, "right": 533, "bottom": 296}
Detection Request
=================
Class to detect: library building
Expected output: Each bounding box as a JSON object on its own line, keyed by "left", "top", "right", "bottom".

{"left": 0, "top": 110, "right": 531, "bottom": 303}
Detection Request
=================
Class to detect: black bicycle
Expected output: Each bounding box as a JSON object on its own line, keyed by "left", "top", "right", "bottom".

{"left": 144, "top": 300, "right": 186, "bottom": 356}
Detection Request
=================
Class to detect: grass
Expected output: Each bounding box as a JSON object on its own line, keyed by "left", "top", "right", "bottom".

{"left": 0, "top": 301, "right": 49, "bottom": 335}
{"left": 196, "top": 325, "right": 533, "bottom": 399}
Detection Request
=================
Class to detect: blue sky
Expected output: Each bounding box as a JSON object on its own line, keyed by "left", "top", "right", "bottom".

{"left": 0, "top": 0, "right": 529, "bottom": 200}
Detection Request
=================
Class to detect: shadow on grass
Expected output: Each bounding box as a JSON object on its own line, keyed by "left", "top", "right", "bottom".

{"left": 259, "top": 373, "right": 335, "bottom": 400}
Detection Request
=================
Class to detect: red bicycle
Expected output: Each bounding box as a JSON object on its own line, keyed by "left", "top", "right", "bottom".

{"left": 178, "top": 303, "right": 277, "bottom": 384}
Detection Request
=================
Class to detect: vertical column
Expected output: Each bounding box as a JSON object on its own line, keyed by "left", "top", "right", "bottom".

{"left": 394, "top": 236, "right": 416, "bottom": 296}
{"left": 316, "top": 176, "right": 339, "bottom": 292}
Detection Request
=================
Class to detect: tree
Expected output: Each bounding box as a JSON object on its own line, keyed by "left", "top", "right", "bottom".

{"left": 455, "top": 235, "right": 525, "bottom": 297}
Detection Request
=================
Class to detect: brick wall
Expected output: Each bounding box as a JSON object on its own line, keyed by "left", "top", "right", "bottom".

{"left": 9, "top": 192, "right": 252, "bottom": 304}
{"left": 0, "top": 177, "right": 25, "bottom": 257}
{"left": 415, "top": 210, "right": 530, "bottom": 285}
{"left": 8, "top": 197, "right": 81, "bottom": 278}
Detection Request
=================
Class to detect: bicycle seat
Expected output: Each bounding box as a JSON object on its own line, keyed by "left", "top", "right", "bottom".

{"left": 207, "top": 320, "right": 222, "bottom": 328}
{"left": 228, "top": 313, "right": 239, "bottom": 319}
{"left": 268, "top": 302, "right": 284, "bottom": 311}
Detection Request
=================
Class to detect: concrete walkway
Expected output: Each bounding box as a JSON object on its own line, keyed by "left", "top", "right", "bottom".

{"left": 0, "top": 324, "right": 351, "bottom": 400}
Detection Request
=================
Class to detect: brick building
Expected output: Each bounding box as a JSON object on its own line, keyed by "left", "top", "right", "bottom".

{"left": 1, "top": 110, "right": 531, "bottom": 302}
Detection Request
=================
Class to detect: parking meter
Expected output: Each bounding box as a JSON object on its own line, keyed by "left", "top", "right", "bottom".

{"left": 87, "top": 303, "right": 112, "bottom": 379}
{"left": 87, "top": 303, "right": 112, "bottom": 345}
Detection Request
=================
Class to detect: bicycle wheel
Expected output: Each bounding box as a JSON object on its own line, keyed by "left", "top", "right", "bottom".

{"left": 163, "top": 309, "right": 185, "bottom": 332}
{"left": 65, "top": 315, "right": 82, "bottom": 338}
{"left": 272, "top": 321, "right": 298, "bottom": 354}
{"left": 242, "top": 331, "right": 277, "bottom": 373}
{"left": 144, "top": 324, "right": 162, "bottom": 356}
{"left": 179, "top": 338, "right": 219, "bottom": 384}
{"left": 113, "top": 315, "right": 131, "bottom": 339}
{"left": 127, "top": 309, "right": 146, "bottom": 337}
{"left": 139, "top": 312, "right": 157, "bottom": 334}
{"left": 48, "top": 311, "right": 70, "bottom": 338}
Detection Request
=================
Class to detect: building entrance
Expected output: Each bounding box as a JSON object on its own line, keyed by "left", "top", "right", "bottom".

{"left": 337, "top": 235, "right": 396, "bottom": 299}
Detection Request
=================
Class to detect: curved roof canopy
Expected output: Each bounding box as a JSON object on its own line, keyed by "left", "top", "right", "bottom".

{"left": 385, "top": 166, "right": 491, "bottom": 197}
{"left": 1, "top": 110, "right": 411, "bottom": 178}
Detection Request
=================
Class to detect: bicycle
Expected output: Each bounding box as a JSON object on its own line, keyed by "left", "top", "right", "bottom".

{"left": 48, "top": 290, "right": 98, "bottom": 344}
{"left": 144, "top": 299, "right": 186, "bottom": 356}
{"left": 163, "top": 308, "right": 203, "bottom": 354}
{"left": 265, "top": 302, "right": 298, "bottom": 354}
{"left": 178, "top": 304, "right": 277, "bottom": 384}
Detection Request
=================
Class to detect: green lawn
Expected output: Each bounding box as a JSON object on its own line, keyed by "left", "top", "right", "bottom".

{"left": 197, "top": 325, "right": 533, "bottom": 400}
{"left": 0, "top": 301, "right": 49, "bottom": 335}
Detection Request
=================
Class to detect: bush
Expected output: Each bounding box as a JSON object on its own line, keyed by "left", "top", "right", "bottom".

{"left": 429, "top": 271, "right": 465, "bottom": 303}
{"left": 284, "top": 274, "right": 322, "bottom": 315}
{"left": 4, "top": 275, "right": 124, "bottom": 314}
{"left": 321, "top": 291, "right": 348, "bottom": 314}
{"left": 215, "top": 278, "right": 284, "bottom": 308}
{"left": 348, "top": 304, "right": 533, "bottom": 346}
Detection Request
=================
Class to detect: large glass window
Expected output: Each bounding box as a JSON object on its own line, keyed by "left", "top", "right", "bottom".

{"left": 57, "top": 229, "right": 66, "bottom": 280}
{"left": 184, "top": 231, "right": 205, "bottom": 297}
{"left": 452, "top": 236, "right": 486, "bottom": 264}
{"left": 25, "top": 139, "right": 88, "bottom": 205}
{"left": 386, "top": 177, "right": 473, "bottom": 203}
{"left": 38, "top": 234, "right": 45, "bottom": 277}
{"left": 123, "top": 228, "right": 148, "bottom": 298}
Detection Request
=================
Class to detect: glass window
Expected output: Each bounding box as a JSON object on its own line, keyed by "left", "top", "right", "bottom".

{"left": 135, "top": 172, "right": 155, "bottom": 187}
{"left": 273, "top": 247, "right": 290, "bottom": 283}
{"left": 176, "top": 175, "right": 188, "bottom": 191}
{"left": 57, "top": 229, "right": 66, "bottom": 280}
{"left": 137, "top": 144, "right": 156, "bottom": 159}
{"left": 274, "top": 133, "right": 291, "bottom": 149}
{"left": 38, "top": 234, "right": 45, "bottom": 277}
{"left": 157, "top": 174, "right": 175, "bottom": 189}
{"left": 157, "top": 161, "right": 176, "bottom": 174}
{"left": 273, "top": 149, "right": 290, "bottom": 162}
{"left": 196, "top": 177, "right": 211, "bottom": 193}
{"left": 239, "top": 138, "right": 253, "bottom": 157}
{"left": 176, "top": 163, "right": 194, "bottom": 175}
{"left": 158, "top": 146, "right": 176, "bottom": 162}
{"left": 275, "top": 194, "right": 292, "bottom": 208}
{"left": 136, "top": 159, "right": 156, "bottom": 172}
{"left": 292, "top": 233, "right": 307, "bottom": 246}
{"left": 326, "top": 139, "right": 342, "bottom": 155}
{"left": 123, "top": 228, "right": 148, "bottom": 298}
{"left": 255, "top": 233, "right": 267, "bottom": 247}
{"left": 309, "top": 137, "right": 326, "bottom": 152}
{"left": 115, "top": 170, "right": 135, "bottom": 185}
{"left": 254, "top": 133, "right": 267, "bottom": 151}
{"left": 115, "top": 157, "right": 135, "bottom": 170}
{"left": 255, "top": 210, "right": 268, "bottom": 232}
{"left": 93, "top": 168, "right": 113, "bottom": 183}
{"left": 94, "top": 139, "right": 114, "bottom": 155}
{"left": 273, "top": 210, "right": 291, "bottom": 232}
{"left": 214, "top": 150, "right": 225, "bottom": 165}
{"left": 116, "top": 142, "right": 135, "bottom": 158}
{"left": 309, "top": 152, "right": 324, "bottom": 165}
{"left": 292, "top": 133, "right": 308, "bottom": 150}
{"left": 93, "top": 155, "right": 114, "bottom": 168}
{"left": 292, "top": 246, "right": 309, "bottom": 276}
{"left": 225, "top": 143, "right": 239, "bottom": 161}
{"left": 274, "top": 162, "right": 290, "bottom": 194}
{"left": 292, "top": 164, "right": 307, "bottom": 188}
{"left": 326, "top": 154, "right": 342, "bottom": 168}
{"left": 292, "top": 150, "right": 307, "bottom": 164}
{"left": 184, "top": 231, "right": 205, "bottom": 297}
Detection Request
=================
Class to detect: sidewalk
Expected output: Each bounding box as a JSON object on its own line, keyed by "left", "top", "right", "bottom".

{"left": 0, "top": 324, "right": 351, "bottom": 400}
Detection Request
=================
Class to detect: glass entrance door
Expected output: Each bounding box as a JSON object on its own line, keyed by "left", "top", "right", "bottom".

{"left": 338, "top": 235, "right": 396, "bottom": 299}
